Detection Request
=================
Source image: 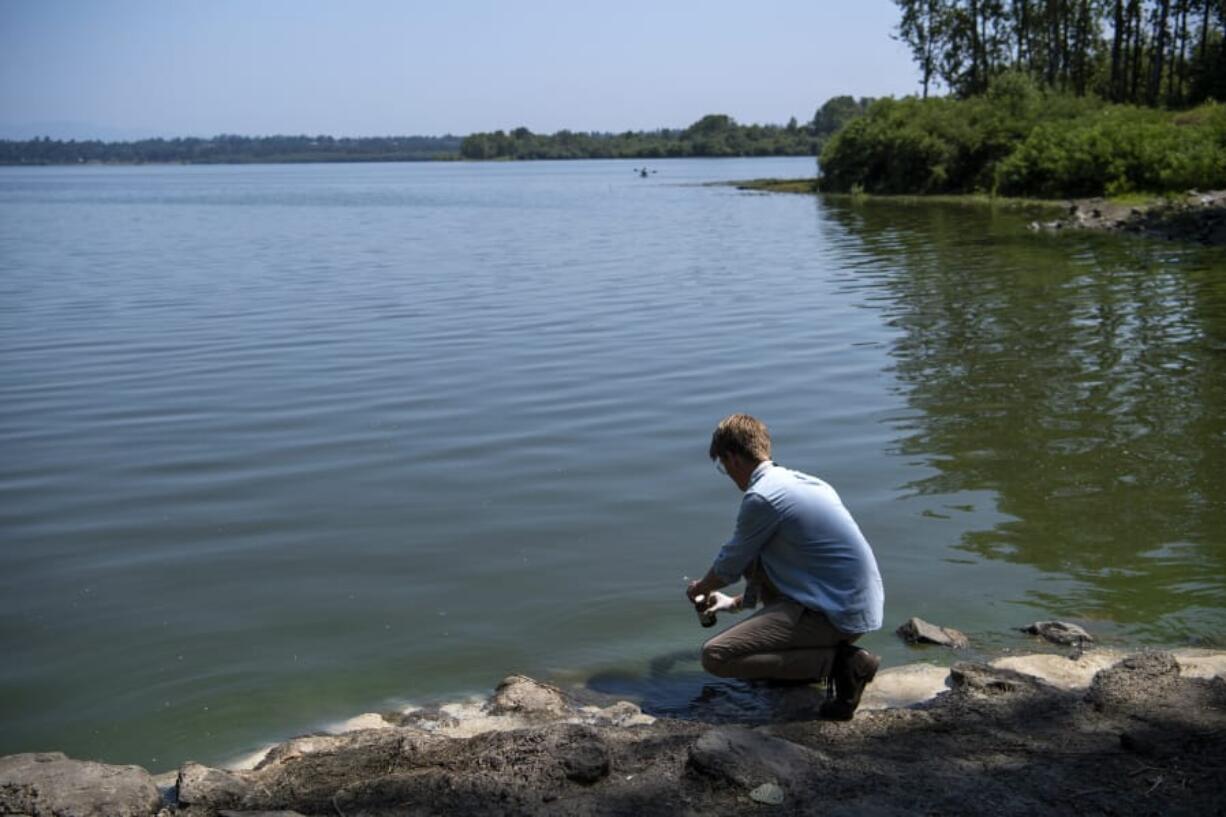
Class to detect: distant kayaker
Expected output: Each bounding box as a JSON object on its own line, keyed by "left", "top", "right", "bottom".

{"left": 686, "top": 413, "right": 885, "bottom": 719}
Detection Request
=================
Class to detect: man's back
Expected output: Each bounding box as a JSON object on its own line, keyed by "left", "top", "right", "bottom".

{"left": 722, "top": 462, "right": 884, "bottom": 634}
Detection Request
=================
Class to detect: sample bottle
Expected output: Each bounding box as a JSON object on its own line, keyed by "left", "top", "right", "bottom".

{"left": 693, "top": 594, "right": 717, "bottom": 628}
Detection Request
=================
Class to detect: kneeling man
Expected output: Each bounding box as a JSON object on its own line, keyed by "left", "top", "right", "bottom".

{"left": 686, "top": 414, "right": 884, "bottom": 719}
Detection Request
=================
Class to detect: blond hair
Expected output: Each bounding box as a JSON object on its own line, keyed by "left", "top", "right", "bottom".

{"left": 709, "top": 413, "right": 772, "bottom": 462}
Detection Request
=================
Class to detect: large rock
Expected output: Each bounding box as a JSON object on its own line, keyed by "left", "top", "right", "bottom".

{"left": 1097, "top": 653, "right": 1221, "bottom": 760}
{"left": 245, "top": 728, "right": 431, "bottom": 813}
{"left": 949, "top": 662, "right": 1056, "bottom": 696}
{"left": 580, "top": 700, "right": 656, "bottom": 727}
{"left": 0, "top": 752, "right": 162, "bottom": 817}
{"left": 896, "top": 617, "right": 969, "bottom": 649}
{"left": 991, "top": 651, "right": 1122, "bottom": 690}
{"left": 176, "top": 761, "right": 252, "bottom": 808}
{"left": 253, "top": 728, "right": 413, "bottom": 770}
{"left": 487, "top": 674, "right": 572, "bottom": 720}
{"left": 1086, "top": 651, "right": 1181, "bottom": 711}
{"left": 329, "top": 723, "right": 611, "bottom": 815}
{"left": 1021, "top": 620, "right": 1094, "bottom": 645}
{"left": 204, "top": 717, "right": 616, "bottom": 814}
{"left": 687, "top": 726, "right": 825, "bottom": 790}
{"left": 551, "top": 724, "right": 610, "bottom": 784}
{"left": 860, "top": 662, "right": 951, "bottom": 709}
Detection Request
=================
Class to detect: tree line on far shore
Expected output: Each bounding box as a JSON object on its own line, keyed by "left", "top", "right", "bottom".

{"left": 457, "top": 100, "right": 872, "bottom": 160}
{"left": 0, "top": 99, "right": 869, "bottom": 166}
{"left": 0, "top": 134, "right": 463, "bottom": 166}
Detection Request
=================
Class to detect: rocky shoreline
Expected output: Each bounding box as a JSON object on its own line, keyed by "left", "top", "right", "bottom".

{"left": 4, "top": 642, "right": 1225, "bottom": 817}
{"left": 729, "top": 179, "right": 1226, "bottom": 246}
{"left": 1031, "top": 189, "right": 1226, "bottom": 245}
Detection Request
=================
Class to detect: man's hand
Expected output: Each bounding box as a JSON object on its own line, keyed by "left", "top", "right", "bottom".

{"left": 702, "top": 591, "right": 741, "bottom": 614}
{"left": 686, "top": 569, "right": 726, "bottom": 604}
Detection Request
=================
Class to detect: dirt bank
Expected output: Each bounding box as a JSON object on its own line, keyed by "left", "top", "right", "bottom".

{"left": 4, "top": 650, "right": 1224, "bottom": 816}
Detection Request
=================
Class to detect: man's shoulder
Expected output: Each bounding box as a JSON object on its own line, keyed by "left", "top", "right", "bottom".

{"left": 742, "top": 467, "right": 802, "bottom": 508}
{"left": 758, "top": 467, "right": 843, "bottom": 514}
{"left": 760, "top": 465, "right": 826, "bottom": 491}
{"left": 740, "top": 488, "right": 777, "bottom": 509}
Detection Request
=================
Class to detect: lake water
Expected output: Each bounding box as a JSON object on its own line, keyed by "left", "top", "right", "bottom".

{"left": 2, "top": 158, "right": 1224, "bottom": 771}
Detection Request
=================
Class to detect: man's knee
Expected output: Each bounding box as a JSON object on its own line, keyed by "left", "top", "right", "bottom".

{"left": 700, "top": 640, "right": 735, "bottom": 677}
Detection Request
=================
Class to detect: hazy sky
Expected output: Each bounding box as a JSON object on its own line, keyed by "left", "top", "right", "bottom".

{"left": 0, "top": 0, "right": 918, "bottom": 140}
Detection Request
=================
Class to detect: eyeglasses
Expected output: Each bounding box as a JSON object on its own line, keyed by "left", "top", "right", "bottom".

{"left": 715, "top": 458, "right": 727, "bottom": 475}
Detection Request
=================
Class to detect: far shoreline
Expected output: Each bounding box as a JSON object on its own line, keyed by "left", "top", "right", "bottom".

{"left": 0, "top": 154, "right": 820, "bottom": 169}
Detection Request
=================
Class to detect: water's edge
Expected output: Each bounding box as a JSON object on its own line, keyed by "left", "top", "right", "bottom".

{"left": 4, "top": 642, "right": 1223, "bottom": 817}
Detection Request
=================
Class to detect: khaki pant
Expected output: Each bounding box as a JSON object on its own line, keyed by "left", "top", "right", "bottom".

{"left": 700, "top": 591, "right": 858, "bottom": 682}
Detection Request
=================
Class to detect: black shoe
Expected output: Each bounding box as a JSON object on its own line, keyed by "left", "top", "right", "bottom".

{"left": 819, "top": 644, "right": 880, "bottom": 721}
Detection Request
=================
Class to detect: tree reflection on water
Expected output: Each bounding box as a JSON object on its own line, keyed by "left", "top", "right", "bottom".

{"left": 819, "top": 197, "right": 1226, "bottom": 641}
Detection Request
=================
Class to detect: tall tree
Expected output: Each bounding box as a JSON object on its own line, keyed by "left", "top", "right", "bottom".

{"left": 969, "top": 0, "right": 985, "bottom": 90}
{"left": 1070, "top": 0, "right": 1096, "bottom": 95}
{"left": 892, "top": 0, "right": 1225, "bottom": 104}
{"left": 1130, "top": 0, "right": 1146, "bottom": 101}
{"left": 896, "top": 0, "right": 951, "bottom": 97}
{"left": 813, "top": 96, "right": 870, "bottom": 134}
{"left": 1149, "top": 0, "right": 1173, "bottom": 103}
{"left": 1111, "top": 0, "right": 1127, "bottom": 99}
{"left": 1169, "top": 0, "right": 1190, "bottom": 102}
{"left": 1199, "top": 0, "right": 1212, "bottom": 63}
{"left": 1014, "top": 0, "right": 1033, "bottom": 64}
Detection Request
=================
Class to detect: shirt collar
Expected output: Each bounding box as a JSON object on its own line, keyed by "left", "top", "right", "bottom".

{"left": 748, "top": 460, "right": 776, "bottom": 487}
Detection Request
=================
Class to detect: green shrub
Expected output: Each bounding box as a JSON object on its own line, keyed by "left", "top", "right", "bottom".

{"left": 819, "top": 79, "right": 1226, "bottom": 199}
{"left": 995, "top": 103, "right": 1226, "bottom": 197}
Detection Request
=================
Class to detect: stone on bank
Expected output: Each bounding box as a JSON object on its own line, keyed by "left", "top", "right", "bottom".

{"left": 0, "top": 752, "right": 162, "bottom": 817}
{"left": 896, "top": 616, "right": 969, "bottom": 649}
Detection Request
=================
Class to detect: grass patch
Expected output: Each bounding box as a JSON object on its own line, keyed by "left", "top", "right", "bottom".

{"left": 727, "top": 179, "right": 1067, "bottom": 212}
{"left": 1104, "top": 192, "right": 1163, "bottom": 206}
{"left": 729, "top": 177, "right": 819, "bottom": 194}
{"left": 820, "top": 191, "right": 1066, "bottom": 213}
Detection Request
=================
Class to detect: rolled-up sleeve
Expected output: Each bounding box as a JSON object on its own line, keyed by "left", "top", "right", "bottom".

{"left": 710, "top": 492, "right": 780, "bottom": 583}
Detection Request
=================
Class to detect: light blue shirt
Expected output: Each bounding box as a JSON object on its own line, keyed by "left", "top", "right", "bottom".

{"left": 711, "top": 461, "right": 884, "bottom": 634}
